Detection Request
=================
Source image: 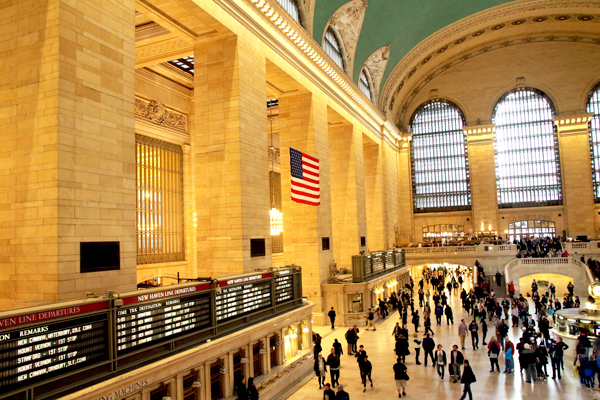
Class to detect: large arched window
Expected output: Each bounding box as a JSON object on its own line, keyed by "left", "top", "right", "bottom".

{"left": 276, "top": 0, "right": 302, "bottom": 25}
{"left": 410, "top": 100, "right": 471, "bottom": 213}
{"left": 323, "top": 28, "right": 345, "bottom": 72}
{"left": 493, "top": 88, "right": 562, "bottom": 208}
{"left": 587, "top": 83, "right": 600, "bottom": 201}
{"left": 359, "top": 69, "right": 372, "bottom": 100}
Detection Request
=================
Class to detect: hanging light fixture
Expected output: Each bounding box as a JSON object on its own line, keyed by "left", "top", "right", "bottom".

{"left": 269, "top": 99, "right": 283, "bottom": 236}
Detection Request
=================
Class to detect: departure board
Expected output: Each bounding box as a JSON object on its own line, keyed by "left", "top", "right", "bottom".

{"left": 116, "top": 291, "right": 211, "bottom": 355}
{"left": 215, "top": 274, "right": 272, "bottom": 322}
{"left": 0, "top": 313, "right": 108, "bottom": 390}
{"left": 275, "top": 272, "right": 294, "bottom": 304}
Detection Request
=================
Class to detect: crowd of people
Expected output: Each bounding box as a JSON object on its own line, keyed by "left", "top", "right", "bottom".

{"left": 306, "top": 262, "right": 596, "bottom": 399}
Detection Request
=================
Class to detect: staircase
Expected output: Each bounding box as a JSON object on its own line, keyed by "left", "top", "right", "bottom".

{"left": 486, "top": 274, "right": 508, "bottom": 298}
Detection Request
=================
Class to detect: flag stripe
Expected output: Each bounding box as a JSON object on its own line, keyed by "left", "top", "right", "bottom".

{"left": 290, "top": 147, "right": 320, "bottom": 206}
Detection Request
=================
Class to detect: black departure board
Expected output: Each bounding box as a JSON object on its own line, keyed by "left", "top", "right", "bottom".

{"left": 116, "top": 292, "right": 211, "bottom": 355}
{"left": 215, "top": 275, "right": 272, "bottom": 322}
{"left": 275, "top": 273, "right": 294, "bottom": 304}
{"left": 0, "top": 313, "right": 108, "bottom": 390}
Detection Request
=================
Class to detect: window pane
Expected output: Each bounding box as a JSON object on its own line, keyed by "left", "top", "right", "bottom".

{"left": 136, "top": 135, "right": 185, "bottom": 264}
{"left": 507, "top": 219, "right": 556, "bottom": 242}
{"left": 410, "top": 100, "right": 471, "bottom": 213}
{"left": 493, "top": 88, "right": 562, "bottom": 208}
{"left": 588, "top": 83, "right": 600, "bottom": 201}
{"left": 323, "top": 29, "right": 344, "bottom": 71}
{"left": 276, "top": 0, "right": 301, "bottom": 24}
{"left": 359, "top": 70, "right": 372, "bottom": 100}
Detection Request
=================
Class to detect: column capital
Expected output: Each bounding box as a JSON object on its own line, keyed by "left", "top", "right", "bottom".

{"left": 463, "top": 124, "right": 496, "bottom": 144}
{"left": 553, "top": 113, "right": 594, "bottom": 137}
{"left": 398, "top": 132, "right": 412, "bottom": 150}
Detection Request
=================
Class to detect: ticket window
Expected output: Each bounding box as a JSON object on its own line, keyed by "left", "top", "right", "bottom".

{"left": 150, "top": 386, "right": 167, "bottom": 400}
{"left": 253, "top": 343, "right": 263, "bottom": 377}
{"left": 183, "top": 374, "right": 198, "bottom": 400}
{"left": 348, "top": 294, "right": 363, "bottom": 313}
{"left": 270, "top": 336, "right": 277, "bottom": 367}
{"left": 210, "top": 362, "right": 223, "bottom": 400}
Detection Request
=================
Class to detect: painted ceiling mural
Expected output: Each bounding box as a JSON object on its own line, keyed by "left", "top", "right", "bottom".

{"left": 313, "top": 0, "right": 513, "bottom": 86}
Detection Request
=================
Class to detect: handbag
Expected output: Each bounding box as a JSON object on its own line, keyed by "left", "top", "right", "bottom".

{"left": 574, "top": 365, "right": 579, "bottom": 377}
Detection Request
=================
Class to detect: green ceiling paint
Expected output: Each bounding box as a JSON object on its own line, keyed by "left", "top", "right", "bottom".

{"left": 313, "top": 0, "right": 511, "bottom": 92}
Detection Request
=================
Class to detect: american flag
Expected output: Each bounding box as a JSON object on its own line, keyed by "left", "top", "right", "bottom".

{"left": 290, "top": 148, "right": 320, "bottom": 206}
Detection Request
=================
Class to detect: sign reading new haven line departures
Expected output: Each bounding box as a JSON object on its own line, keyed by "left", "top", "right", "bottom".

{"left": 0, "top": 268, "right": 301, "bottom": 399}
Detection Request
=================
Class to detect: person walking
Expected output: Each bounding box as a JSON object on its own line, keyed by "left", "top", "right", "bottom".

{"left": 333, "top": 338, "right": 343, "bottom": 360}
{"left": 345, "top": 326, "right": 358, "bottom": 355}
{"left": 458, "top": 319, "right": 468, "bottom": 350}
{"left": 504, "top": 337, "right": 515, "bottom": 374}
{"left": 327, "top": 348, "right": 340, "bottom": 388}
{"left": 413, "top": 333, "right": 422, "bottom": 365}
{"left": 434, "top": 344, "right": 447, "bottom": 380}
{"left": 435, "top": 303, "right": 444, "bottom": 325}
{"left": 236, "top": 377, "right": 249, "bottom": 400}
{"left": 392, "top": 322, "right": 402, "bottom": 341}
{"left": 412, "top": 310, "right": 420, "bottom": 332}
{"left": 366, "top": 308, "right": 376, "bottom": 331}
{"left": 248, "top": 377, "right": 259, "bottom": 400}
{"left": 422, "top": 333, "right": 436, "bottom": 366}
{"left": 487, "top": 337, "right": 501, "bottom": 372}
{"left": 450, "top": 345, "right": 464, "bottom": 383}
{"left": 328, "top": 307, "right": 336, "bottom": 329}
{"left": 314, "top": 353, "right": 327, "bottom": 388}
{"left": 323, "top": 383, "right": 336, "bottom": 400}
{"left": 360, "top": 354, "right": 373, "bottom": 392}
{"left": 459, "top": 360, "right": 477, "bottom": 400}
{"left": 423, "top": 315, "right": 435, "bottom": 336}
{"left": 393, "top": 356, "right": 409, "bottom": 398}
{"left": 468, "top": 319, "right": 479, "bottom": 350}
{"left": 481, "top": 319, "right": 488, "bottom": 346}
{"left": 445, "top": 304, "right": 454, "bottom": 325}
{"left": 335, "top": 384, "right": 350, "bottom": 400}
{"left": 522, "top": 343, "right": 537, "bottom": 383}
{"left": 395, "top": 335, "right": 410, "bottom": 363}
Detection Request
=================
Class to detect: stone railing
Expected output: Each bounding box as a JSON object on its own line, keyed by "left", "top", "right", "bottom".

{"left": 504, "top": 257, "right": 594, "bottom": 286}
{"left": 401, "top": 241, "right": 600, "bottom": 257}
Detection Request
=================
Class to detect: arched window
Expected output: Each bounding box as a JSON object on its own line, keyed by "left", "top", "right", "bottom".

{"left": 276, "top": 0, "right": 302, "bottom": 25}
{"left": 359, "top": 69, "right": 372, "bottom": 100}
{"left": 508, "top": 219, "right": 556, "bottom": 241}
{"left": 323, "top": 28, "right": 345, "bottom": 72}
{"left": 410, "top": 100, "right": 471, "bottom": 213}
{"left": 587, "top": 83, "right": 600, "bottom": 201}
{"left": 492, "top": 88, "right": 562, "bottom": 208}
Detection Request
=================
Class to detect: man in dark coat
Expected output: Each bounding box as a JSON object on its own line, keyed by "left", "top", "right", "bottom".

{"left": 328, "top": 307, "right": 336, "bottom": 329}
{"left": 460, "top": 360, "right": 476, "bottom": 400}
{"left": 450, "top": 344, "right": 464, "bottom": 383}
{"left": 422, "top": 333, "right": 436, "bottom": 366}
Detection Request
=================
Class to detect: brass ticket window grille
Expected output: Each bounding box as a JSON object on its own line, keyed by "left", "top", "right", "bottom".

{"left": 587, "top": 83, "right": 600, "bottom": 202}
{"left": 136, "top": 134, "right": 185, "bottom": 264}
{"left": 410, "top": 99, "right": 471, "bottom": 213}
{"left": 493, "top": 88, "right": 562, "bottom": 208}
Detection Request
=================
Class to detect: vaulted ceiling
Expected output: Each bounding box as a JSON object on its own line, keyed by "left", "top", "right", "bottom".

{"left": 313, "top": 0, "right": 513, "bottom": 84}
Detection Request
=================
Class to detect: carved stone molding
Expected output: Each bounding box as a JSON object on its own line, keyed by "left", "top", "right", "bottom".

{"left": 135, "top": 97, "right": 188, "bottom": 134}
{"left": 326, "top": 0, "right": 369, "bottom": 79}
{"left": 464, "top": 124, "right": 496, "bottom": 145}
{"left": 268, "top": 146, "right": 281, "bottom": 165}
{"left": 554, "top": 113, "right": 594, "bottom": 136}
{"left": 364, "top": 45, "right": 390, "bottom": 105}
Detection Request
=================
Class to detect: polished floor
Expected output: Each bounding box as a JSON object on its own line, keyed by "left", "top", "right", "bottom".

{"left": 285, "top": 282, "right": 597, "bottom": 400}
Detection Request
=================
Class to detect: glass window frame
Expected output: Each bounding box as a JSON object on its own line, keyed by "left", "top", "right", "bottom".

{"left": 323, "top": 28, "right": 345, "bottom": 72}
{"left": 409, "top": 99, "right": 472, "bottom": 213}
{"left": 359, "top": 69, "right": 372, "bottom": 100}
{"left": 587, "top": 82, "right": 600, "bottom": 202}
{"left": 492, "top": 87, "right": 563, "bottom": 208}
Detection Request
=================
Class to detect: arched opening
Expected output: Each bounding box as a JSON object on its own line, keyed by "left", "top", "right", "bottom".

{"left": 517, "top": 273, "right": 574, "bottom": 298}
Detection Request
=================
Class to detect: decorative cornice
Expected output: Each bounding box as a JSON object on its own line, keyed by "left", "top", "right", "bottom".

{"left": 226, "top": 0, "right": 400, "bottom": 149}
{"left": 554, "top": 113, "right": 594, "bottom": 136}
{"left": 464, "top": 124, "right": 495, "bottom": 144}
{"left": 135, "top": 97, "right": 188, "bottom": 134}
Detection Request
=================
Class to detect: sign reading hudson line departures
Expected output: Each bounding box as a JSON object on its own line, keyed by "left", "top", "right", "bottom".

{"left": 0, "top": 268, "right": 299, "bottom": 397}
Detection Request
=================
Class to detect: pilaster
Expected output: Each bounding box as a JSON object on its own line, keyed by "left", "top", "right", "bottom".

{"left": 555, "top": 113, "right": 596, "bottom": 238}
{"left": 397, "top": 134, "right": 414, "bottom": 242}
{"left": 329, "top": 123, "right": 367, "bottom": 270}
{"left": 364, "top": 138, "right": 385, "bottom": 250}
{"left": 193, "top": 34, "right": 270, "bottom": 277}
{"left": 465, "top": 124, "right": 499, "bottom": 233}
{"left": 279, "top": 92, "right": 333, "bottom": 322}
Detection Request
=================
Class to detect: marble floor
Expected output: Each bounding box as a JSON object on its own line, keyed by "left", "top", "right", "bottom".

{"left": 283, "top": 283, "right": 598, "bottom": 400}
